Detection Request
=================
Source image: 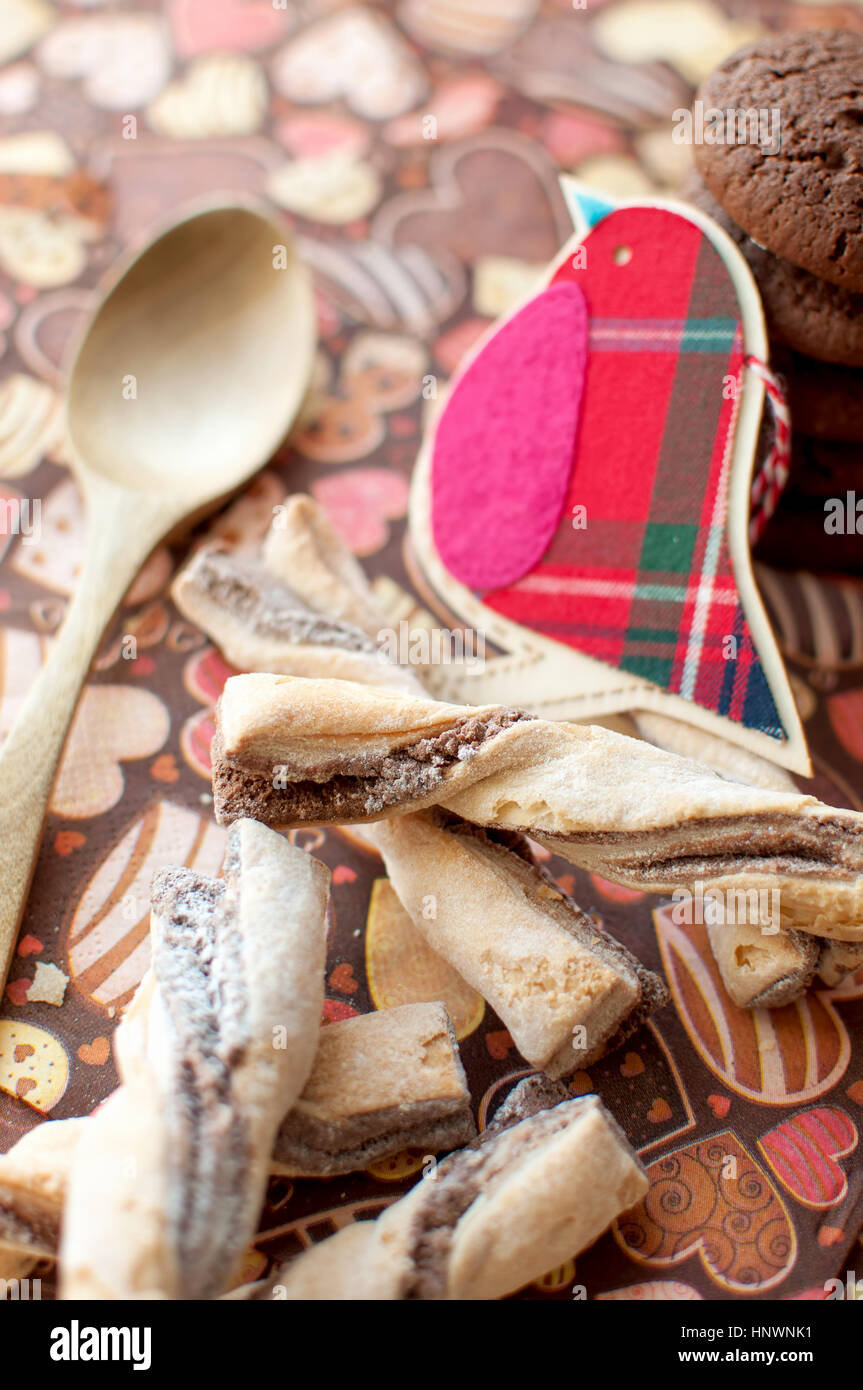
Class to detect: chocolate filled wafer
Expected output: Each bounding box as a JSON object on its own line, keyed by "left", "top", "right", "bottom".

{"left": 0, "top": 1003, "right": 473, "bottom": 1268}
{"left": 212, "top": 676, "right": 863, "bottom": 942}
{"left": 633, "top": 710, "right": 824, "bottom": 1009}
{"left": 59, "top": 819, "right": 330, "bottom": 1300}
{"left": 260, "top": 494, "right": 390, "bottom": 639}
{"left": 0, "top": 1117, "right": 83, "bottom": 1270}
{"left": 173, "top": 494, "right": 422, "bottom": 692}
{"left": 360, "top": 811, "right": 667, "bottom": 1076}
{"left": 706, "top": 920, "right": 820, "bottom": 1010}
{"left": 817, "top": 938, "right": 863, "bottom": 988}
{"left": 265, "top": 1076, "right": 647, "bottom": 1301}
{"left": 272, "top": 1001, "right": 474, "bottom": 1175}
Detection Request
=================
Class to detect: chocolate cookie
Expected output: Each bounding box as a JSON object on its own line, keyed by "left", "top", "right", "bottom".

{"left": 694, "top": 30, "right": 863, "bottom": 292}
{"left": 685, "top": 172, "right": 863, "bottom": 367}
{"left": 783, "top": 433, "right": 863, "bottom": 498}
{"left": 753, "top": 433, "right": 863, "bottom": 576}
{"left": 774, "top": 347, "right": 863, "bottom": 441}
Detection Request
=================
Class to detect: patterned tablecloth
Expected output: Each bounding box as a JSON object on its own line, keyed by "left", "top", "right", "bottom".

{"left": 2, "top": 0, "right": 863, "bottom": 1301}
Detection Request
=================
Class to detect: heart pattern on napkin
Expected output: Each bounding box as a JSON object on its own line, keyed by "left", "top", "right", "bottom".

{"left": 271, "top": 8, "right": 426, "bottom": 121}
{"left": 51, "top": 686, "right": 170, "bottom": 820}
{"left": 374, "top": 129, "right": 571, "bottom": 263}
{"left": 758, "top": 1107, "right": 858, "bottom": 1209}
{"left": 653, "top": 905, "right": 851, "bottom": 1104}
{"left": 169, "top": 0, "right": 292, "bottom": 59}
{"left": 616, "top": 1131, "right": 797, "bottom": 1293}
{"left": 37, "top": 14, "right": 171, "bottom": 110}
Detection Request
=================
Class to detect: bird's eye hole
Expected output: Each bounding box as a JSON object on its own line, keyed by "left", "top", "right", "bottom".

{"left": 613, "top": 245, "right": 632, "bottom": 266}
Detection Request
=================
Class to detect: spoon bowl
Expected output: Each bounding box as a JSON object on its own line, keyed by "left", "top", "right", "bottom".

{"left": 68, "top": 203, "right": 313, "bottom": 499}
{"left": 0, "top": 200, "right": 316, "bottom": 985}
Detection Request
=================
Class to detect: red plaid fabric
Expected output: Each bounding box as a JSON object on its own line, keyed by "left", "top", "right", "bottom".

{"left": 481, "top": 206, "right": 784, "bottom": 740}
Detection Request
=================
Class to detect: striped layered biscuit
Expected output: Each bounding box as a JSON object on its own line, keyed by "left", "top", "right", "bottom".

{"left": 0, "top": 1004, "right": 473, "bottom": 1271}
{"left": 211, "top": 676, "right": 863, "bottom": 941}
{"left": 261, "top": 1077, "right": 647, "bottom": 1301}
{"left": 59, "top": 819, "right": 330, "bottom": 1300}
{"left": 271, "top": 1002, "right": 474, "bottom": 1176}
{"left": 172, "top": 494, "right": 420, "bottom": 693}
{"left": 359, "top": 811, "right": 667, "bottom": 1076}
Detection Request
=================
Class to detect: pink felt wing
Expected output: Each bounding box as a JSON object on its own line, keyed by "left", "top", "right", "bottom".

{"left": 430, "top": 281, "right": 588, "bottom": 591}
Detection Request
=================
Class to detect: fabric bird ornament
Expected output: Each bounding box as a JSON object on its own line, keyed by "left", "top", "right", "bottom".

{"left": 411, "top": 180, "right": 804, "bottom": 774}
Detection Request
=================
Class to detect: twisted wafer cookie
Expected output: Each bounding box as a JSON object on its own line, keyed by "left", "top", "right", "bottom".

{"left": 635, "top": 710, "right": 817, "bottom": 1007}
{"left": 172, "top": 494, "right": 421, "bottom": 693}
{"left": 726, "top": 935, "right": 863, "bottom": 1003}
{"left": 59, "top": 819, "right": 330, "bottom": 1300}
{"left": 817, "top": 939, "right": 863, "bottom": 986}
{"left": 0, "top": 1002, "right": 473, "bottom": 1276}
{"left": 358, "top": 811, "right": 667, "bottom": 1076}
{"left": 271, "top": 1001, "right": 474, "bottom": 1175}
{"left": 0, "top": 1117, "right": 84, "bottom": 1278}
{"left": 634, "top": 710, "right": 863, "bottom": 1005}
{"left": 178, "top": 492, "right": 841, "bottom": 1008}
{"left": 212, "top": 676, "right": 863, "bottom": 941}
{"left": 260, "top": 1077, "right": 647, "bottom": 1301}
{"left": 178, "top": 497, "right": 670, "bottom": 1046}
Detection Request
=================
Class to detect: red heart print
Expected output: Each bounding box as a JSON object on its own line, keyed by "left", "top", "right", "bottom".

{"left": 486, "top": 1029, "right": 513, "bottom": 1060}
{"left": 758, "top": 1106, "right": 858, "bottom": 1208}
{"left": 329, "top": 962, "right": 358, "bottom": 995}
{"left": 55, "top": 831, "right": 86, "bottom": 856}
{"left": 170, "top": 0, "right": 290, "bottom": 58}
{"left": 5, "top": 978, "right": 30, "bottom": 1005}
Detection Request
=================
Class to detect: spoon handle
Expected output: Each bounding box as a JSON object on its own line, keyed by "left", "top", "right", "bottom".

{"left": 0, "top": 485, "right": 166, "bottom": 991}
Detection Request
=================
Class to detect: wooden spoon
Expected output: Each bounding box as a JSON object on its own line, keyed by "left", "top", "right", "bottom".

{"left": 0, "top": 201, "right": 316, "bottom": 987}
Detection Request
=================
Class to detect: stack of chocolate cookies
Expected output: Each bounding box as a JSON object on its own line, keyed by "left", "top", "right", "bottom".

{"left": 685, "top": 29, "right": 863, "bottom": 571}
